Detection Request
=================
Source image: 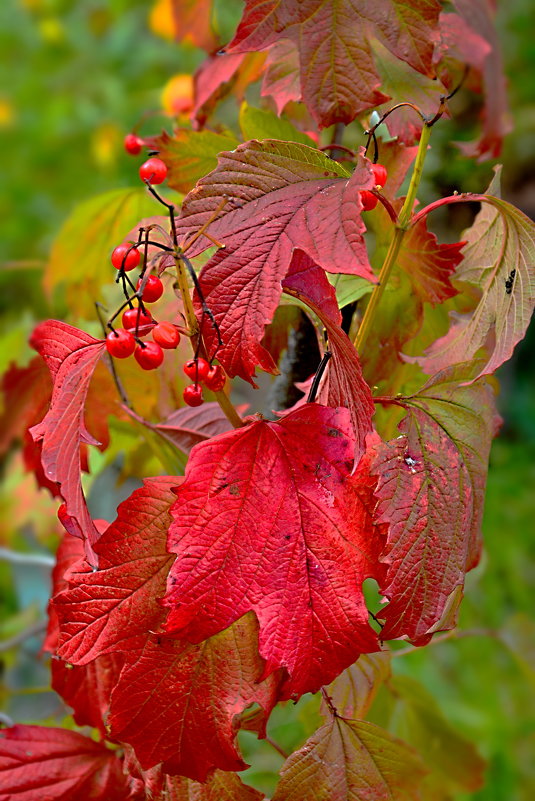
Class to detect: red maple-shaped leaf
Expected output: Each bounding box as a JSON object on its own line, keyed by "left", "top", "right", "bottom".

{"left": 414, "top": 188, "right": 535, "bottom": 379}
{"left": 108, "top": 615, "right": 280, "bottom": 781}
{"left": 227, "top": 0, "right": 441, "bottom": 128}
{"left": 282, "top": 251, "right": 375, "bottom": 466}
{"left": 271, "top": 717, "right": 426, "bottom": 801}
{"left": 54, "top": 477, "right": 180, "bottom": 665}
{"left": 371, "top": 363, "right": 498, "bottom": 643}
{"left": 0, "top": 725, "right": 134, "bottom": 801}
{"left": 29, "top": 321, "right": 107, "bottom": 562}
{"left": 192, "top": 51, "right": 266, "bottom": 127}
{"left": 175, "top": 141, "right": 375, "bottom": 382}
{"left": 164, "top": 404, "right": 380, "bottom": 700}
{"left": 398, "top": 217, "right": 464, "bottom": 305}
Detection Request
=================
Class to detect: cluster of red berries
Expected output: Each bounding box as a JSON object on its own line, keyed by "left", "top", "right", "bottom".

{"left": 360, "top": 162, "right": 388, "bottom": 212}
{"left": 182, "top": 359, "right": 226, "bottom": 406}
{"left": 124, "top": 133, "right": 168, "bottom": 185}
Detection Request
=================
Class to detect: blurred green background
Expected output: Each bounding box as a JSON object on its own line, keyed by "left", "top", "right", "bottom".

{"left": 0, "top": 0, "right": 534, "bottom": 798}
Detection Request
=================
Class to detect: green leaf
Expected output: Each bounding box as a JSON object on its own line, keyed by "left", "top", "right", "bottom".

{"left": 45, "top": 188, "right": 158, "bottom": 318}
{"left": 154, "top": 128, "right": 240, "bottom": 194}
{"left": 328, "top": 273, "right": 374, "bottom": 308}
{"left": 239, "top": 102, "right": 316, "bottom": 147}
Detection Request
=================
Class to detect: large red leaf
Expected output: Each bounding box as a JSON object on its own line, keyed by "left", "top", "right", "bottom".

{"left": 29, "top": 321, "right": 107, "bottom": 563}
{"left": 414, "top": 191, "right": 535, "bottom": 379}
{"left": 0, "top": 725, "right": 133, "bottom": 801}
{"left": 227, "top": 0, "right": 441, "bottom": 128}
{"left": 174, "top": 141, "right": 375, "bottom": 382}
{"left": 164, "top": 404, "right": 380, "bottom": 700}
{"left": 54, "top": 477, "right": 180, "bottom": 665}
{"left": 371, "top": 363, "right": 498, "bottom": 643}
{"left": 108, "top": 615, "right": 280, "bottom": 781}
{"left": 282, "top": 251, "right": 375, "bottom": 466}
{"left": 271, "top": 717, "right": 426, "bottom": 801}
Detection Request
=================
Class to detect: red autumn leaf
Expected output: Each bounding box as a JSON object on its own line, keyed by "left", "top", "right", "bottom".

{"left": 0, "top": 725, "right": 133, "bottom": 801}
{"left": 44, "top": 534, "right": 86, "bottom": 654}
{"left": 29, "top": 321, "right": 107, "bottom": 562}
{"left": 322, "top": 651, "right": 392, "bottom": 720}
{"left": 54, "top": 477, "right": 180, "bottom": 665}
{"left": 175, "top": 141, "right": 375, "bottom": 382}
{"left": 167, "top": 0, "right": 218, "bottom": 52}
{"left": 164, "top": 404, "right": 380, "bottom": 700}
{"left": 398, "top": 217, "right": 464, "bottom": 305}
{"left": 0, "top": 357, "right": 52, "bottom": 457}
{"left": 108, "top": 615, "right": 280, "bottom": 781}
{"left": 261, "top": 39, "right": 301, "bottom": 113}
{"left": 227, "top": 0, "right": 441, "bottom": 129}
{"left": 371, "top": 363, "right": 498, "bottom": 643}
{"left": 413, "top": 188, "right": 535, "bottom": 380}
{"left": 192, "top": 51, "right": 266, "bottom": 127}
{"left": 271, "top": 717, "right": 426, "bottom": 801}
{"left": 282, "top": 251, "right": 375, "bottom": 466}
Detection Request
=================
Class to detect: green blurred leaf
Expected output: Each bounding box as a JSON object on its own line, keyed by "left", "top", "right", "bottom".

{"left": 156, "top": 128, "right": 240, "bottom": 194}
{"left": 44, "top": 188, "right": 158, "bottom": 318}
{"left": 239, "top": 103, "right": 316, "bottom": 146}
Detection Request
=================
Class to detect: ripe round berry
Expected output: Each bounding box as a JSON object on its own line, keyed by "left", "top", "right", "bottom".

{"left": 137, "top": 275, "right": 164, "bottom": 303}
{"left": 204, "top": 365, "right": 226, "bottom": 392}
{"left": 134, "top": 342, "right": 164, "bottom": 370}
{"left": 152, "top": 321, "right": 180, "bottom": 349}
{"left": 360, "top": 190, "right": 379, "bottom": 211}
{"left": 371, "top": 162, "right": 388, "bottom": 188}
{"left": 122, "top": 307, "right": 153, "bottom": 331}
{"left": 124, "top": 133, "right": 143, "bottom": 155}
{"left": 183, "top": 357, "right": 210, "bottom": 382}
{"left": 183, "top": 384, "right": 204, "bottom": 407}
{"left": 139, "top": 157, "right": 168, "bottom": 185}
{"left": 111, "top": 244, "right": 140, "bottom": 272}
{"left": 106, "top": 328, "right": 136, "bottom": 359}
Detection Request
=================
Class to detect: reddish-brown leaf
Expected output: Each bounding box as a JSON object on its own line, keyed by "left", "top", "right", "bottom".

{"left": 271, "top": 717, "right": 426, "bottom": 801}
{"left": 192, "top": 51, "right": 266, "bottom": 127}
{"left": 29, "top": 322, "right": 107, "bottom": 562}
{"left": 261, "top": 39, "right": 301, "bottom": 113}
{"left": 371, "top": 364, "right": 498, "bottom": 643}
{"left": 228, "top": 0, "right": 441, "bottom": 128}
{"left": 398, "top": 217, "right": 464, "bottom": 305}
{"left": 0, "top": 725, "right": 133, "bottom": 801}
{"left": 322, "top": 651, "right": 392, "bottom": 720}
{"left": 0, "top": 357, "right": 52, "bottom": 457}
{"left": 175, "top": 141, "right": 375, "bottom": 382}
{"left": 54, "top": 477, "right": 180, "bottom": 665}
{"left": 167, "top": 0, "right": 218, "bottom": 52}
{"left": 108, "top": 615, "right": 280, "bottom": 781}
{"left": 164, "top": 404, "right": 380, "bottom": 700}
{"left": 282, "top": 251, "right": 375, "bottom": 466}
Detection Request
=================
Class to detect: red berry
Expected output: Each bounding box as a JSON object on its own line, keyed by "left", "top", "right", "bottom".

{"left": 183, "top": 384, "right": 204, "bottom": 407}
{"left": 134, "top": 342, "right": 164, "bottom": 370}
{"left": 106, "top": 328, "right": 136, "bottom": 358}
{"left": 204, "top": 365, "right": 226, "bottom": 392}
{"left": 371, "top": 162, "right": 388, "bottom": 188}
{"left": 122, "top": 307, "right": 153, "bottom": 330}
{"left": 137, "top": 275, "right": 164, "bottom": 303}
{"left": 111, "top": 244, "right": 140, "bottom": 272}
{"left": 124, "top": 133, "right": 143, "bottom": 155}
{"left": 183, "top": 357, "right": 210, "bottom": 382}
{"left": 139, "top": 157, "right": 167, "bottom": 185}
{"left": 152, "top": 321, "right": 180, "bottom": 349}
{"left": 360, "top": 190, "right": 379, "bottom": 211}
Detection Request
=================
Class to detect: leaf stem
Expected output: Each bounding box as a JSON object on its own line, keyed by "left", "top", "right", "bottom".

{"left": 354, "top": 123, "right": 432, "bottom": 354}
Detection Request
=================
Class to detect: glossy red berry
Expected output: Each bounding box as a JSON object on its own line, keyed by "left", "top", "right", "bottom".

{"left": 204, "top": 364, "right": 226, "bottom": 392}
{"left": 152, "top": 321, "right": 180, "bottom": 349}
{"left": 183, "top": 357, "right": 210, "bottom": 382}
{"left": 122, "top": 307, "right": 153, "bottom": 331}
{"left": 183, "top": 384, "right": 204, "bottom": 407}
{"left": 371, "top": 162, "right": 388, "bottom": 188}
{"left": 111, "top": 244, "right": 140, "bottom": 272}
{"left": 134, "top": 342, "right": 164, "bottom": 370}
{"left": 139, "top": 157, "right": 167, "bottom": 185}
{"left": 106, "top": 328, "right": 136, "bottom": 358}
{"left": 360, "top": 190, "right": 379, "bottom": 211}
{"left": 124, "top": 133, "right": 143, "bottom": 155}
{"left": 137, "top": 275, "right": 164, "bottom": 303}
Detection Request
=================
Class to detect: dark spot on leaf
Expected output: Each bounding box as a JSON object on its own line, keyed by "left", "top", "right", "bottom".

{"left": 285, "top": 535, "right": 291, "bottom": 540}
{"left": 327, "top": 428, "right": 343, "bottom": 437}
{"left": 229, "top": 484, "right": 240, "bottom": 496}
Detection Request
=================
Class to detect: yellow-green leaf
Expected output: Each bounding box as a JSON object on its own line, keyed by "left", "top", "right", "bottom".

{"left": 239, "top": 102, "right": 316, "bottom": 147}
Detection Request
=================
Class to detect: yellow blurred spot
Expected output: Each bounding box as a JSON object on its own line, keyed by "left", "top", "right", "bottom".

{"left": 0, "top": 98, "right": 15, "bottom": 128}
{"left": 38, "top": 16, "right": 65, "bottom": 43}
{"left": 149, "top": 0, "right": 175, "bottom": 41}
{"left": 91, "top": 123, "right": 121, "bottom": 168}
{"left": 162, "top": 74, "right": 194, "bottom": 116}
